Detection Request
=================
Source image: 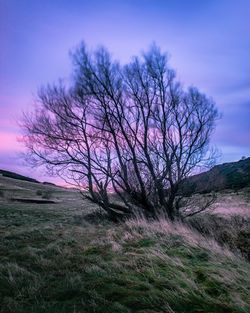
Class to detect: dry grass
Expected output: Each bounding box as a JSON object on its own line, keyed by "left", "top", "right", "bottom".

{"left": 188, "top": 213, "right": 250, "bottom": 260}
{"left": 0, "top": 177, "right": 250, "bottom": 312}
{"left": 124, "top": 217, "right": 235, "bottom": 258}
{"left": 203, "top": 188, "right": 250, "bottom": 217}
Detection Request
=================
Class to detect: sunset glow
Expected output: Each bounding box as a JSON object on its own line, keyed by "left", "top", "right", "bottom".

{"left": 1, "top": 0, "right": 250, "bottom": 182}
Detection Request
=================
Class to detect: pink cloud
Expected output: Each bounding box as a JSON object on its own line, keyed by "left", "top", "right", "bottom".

{"left": 0, "top": 131, "right": 24, "bottom": 152}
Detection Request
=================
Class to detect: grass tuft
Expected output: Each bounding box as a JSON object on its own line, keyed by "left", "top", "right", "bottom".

{"left": 0, "top": 191, "right": 250, "bottom": 313}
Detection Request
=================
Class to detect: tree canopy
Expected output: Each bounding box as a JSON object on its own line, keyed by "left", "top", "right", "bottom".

{"left": 22, "top": 43, "right": 219, "bottom": 220}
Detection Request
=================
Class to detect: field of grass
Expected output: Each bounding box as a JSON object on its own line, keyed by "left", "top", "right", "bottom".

{"left": 212, "top": 188, "right": 250, "bottom": 217}
{"left": 0, "top": 176, "right": 250, "bottom": 313}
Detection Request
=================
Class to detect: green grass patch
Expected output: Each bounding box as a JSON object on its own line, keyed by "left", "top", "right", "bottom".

{"left": 0, "top": 198, "right": 250, "bottom": 313}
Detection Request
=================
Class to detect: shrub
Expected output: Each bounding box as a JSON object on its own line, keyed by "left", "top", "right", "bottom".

{"left": 36, "top": 190, "right": 43, "bottom": 196}
{"left": 187, "top": 214, "right": 250, "bottom": 260}
{"left": 36, "top": 189, "right": 53, "bottom": 199}
{"left": 0, "top": 190, "right": 5, "bottom": 198}
{"left": 41, "top": 190, "right": 52, "bottom": 199}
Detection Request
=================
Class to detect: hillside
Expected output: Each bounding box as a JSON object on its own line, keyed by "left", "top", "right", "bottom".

{"left": 2, "top": 157, "right": 250, "bottom": 196}
{"left": 0, "top": 169, "right": 39, "bottom": 184}
{"left": 0, "top": 195, "right": 250, "bottom": 313}
{"left": 0, "top": 164, "right": 250, "bottom": 312}
{"left": 180, "top": 157, "right": 250, "bottom": 195}
{"left": 0, "top": 172, "right": 75, "bottom": 206}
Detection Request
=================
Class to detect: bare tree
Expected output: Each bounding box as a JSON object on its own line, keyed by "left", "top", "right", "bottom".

{"left": 22, "top": 43, "right": 219, "bottom": 221}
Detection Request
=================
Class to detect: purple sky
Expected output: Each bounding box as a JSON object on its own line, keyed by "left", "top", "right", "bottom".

{"left": 0, "top": 0, "right": 250, "bottom": 183}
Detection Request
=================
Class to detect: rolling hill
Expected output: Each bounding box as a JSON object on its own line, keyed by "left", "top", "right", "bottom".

{"left": 180, "top": 157, "right": 250, "bottom": 195}
{"left": 0, "top": 169, "right": 39, "bottom": 184}
{"left": 1, "top": 157, "right": 250, "bottom": 196}
{"left": 0, "top": 161, "right": 249, "bottom": 313}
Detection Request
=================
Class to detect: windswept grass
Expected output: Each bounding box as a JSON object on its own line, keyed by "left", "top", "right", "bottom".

{"left": 188, "top": 213, "right": 250, "bottom": 260}
{"left": 0, "top": 196, "right": 250, "bottom": 313}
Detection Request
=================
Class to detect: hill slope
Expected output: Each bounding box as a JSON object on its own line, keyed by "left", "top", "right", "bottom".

{"left": 180, "top": 157, "right": 250, "bottom": 195}
{"left": 2, "top": 157, "right": 250, "bottom": 196}
{"left": 0, "top": 199, "right": 249, "bottom": 313}
{"left": 0, "top": 163, "right": 250, "bottom": 312}
{"left": 0, "top": 169, "right": 39, "bottom": 184}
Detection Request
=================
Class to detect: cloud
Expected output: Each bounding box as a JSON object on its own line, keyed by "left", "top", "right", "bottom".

{"left": 0, "top": 0, "right": 249, "bottom": 176}
{"left": 0, "top": 132, "right": 24, "bottom": 152}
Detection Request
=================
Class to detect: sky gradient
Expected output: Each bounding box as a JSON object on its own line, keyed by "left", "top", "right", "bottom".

{"left": 0, "top": 0, "right": 250, "bottom": 183}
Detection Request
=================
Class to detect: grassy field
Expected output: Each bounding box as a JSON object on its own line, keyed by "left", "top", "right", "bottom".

{"left": 0, "top": 176, "right": 250, "bottom": 313}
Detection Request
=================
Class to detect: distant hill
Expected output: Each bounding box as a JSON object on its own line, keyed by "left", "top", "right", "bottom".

{"left": 0, "top": 169, "right": 39, "bottom": 184}
{"left": 42, "top": 181, "right": 56, "bottom": 186}
{"left": 180, "top": 157, "right": 250, "bottom": 195}
{"left": 1, "top": 157, "right": 250, "bottom": 195}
